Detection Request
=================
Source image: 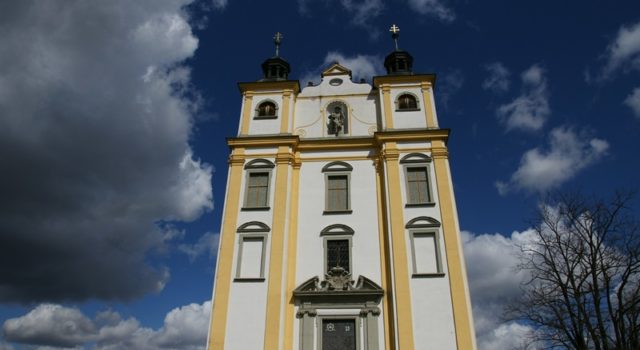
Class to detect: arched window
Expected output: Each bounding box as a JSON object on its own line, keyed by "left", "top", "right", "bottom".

{"left": 406, "top": 217, "right": 444, "bottom": 277}
{"left": 400, "top": 153, "right": 434, "bottom": 206}
{"left": 242, "top": 159, "right": 275, "bottom": 210}
{"left": 322, "top": 162, "right": 353, "bottom": 213}
{"left": 235, "top": 221, "right": 270, "bottom": 281}
{"left": 396, "top": 93, "right": 419, "bottom": 111}
{"left": 320, "top": 224, "right": 355, "bottom": 274}
{"left": 255, "top": 101, "right": 278, "bottom": 118}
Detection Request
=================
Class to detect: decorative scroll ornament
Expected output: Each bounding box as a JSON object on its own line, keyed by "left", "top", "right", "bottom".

{"left": 319, "top": 267, "right": 354, "bottom": 291}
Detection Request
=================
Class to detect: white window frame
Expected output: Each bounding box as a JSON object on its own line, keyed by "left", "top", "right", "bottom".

{"left": 242, "top": 159, "right": 275, "bottom": 210}
{"left": 234, "top": 221, "right": 270, "bottom": 282}
{"left": 400, "top": 153, "right": 435, "bottom": 207}
{"left": 406, "top": 217, "right": 445, "bottom": 278}
{"left": 322, "top": 161, "right": 353, "bottom": 214}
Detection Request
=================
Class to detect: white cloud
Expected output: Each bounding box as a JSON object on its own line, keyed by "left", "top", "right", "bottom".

{"left": 496, "top": 126, "right": 609, "bottom": 195}
{"left": 297, "top": 0, "right": 383, "bottom": 30}
{"left": 178, "top": 232, "right": 220, "bottom": 262}
{"left": 497, "top": 65, "right": 549, "bottom": 132}
{"left": 301, "top": 52, "right": 383, "bottom": 86}
{"left": 462, "top": 230, "right": 539, "bottom": 350}
{"left": 438, "top": 69, "right": 465, "bottom": 109}
{"left": 482, "top": 62, "right": 510, "bottom": 93}
{"left": 0, "top": 0, "right": 214, "bottom": 302}
{"left": 2, "top": 304, "right": 95, "bottom": 348}
{"left": 600, "top": 21, "right": 640, "bottom": 79}
{"left": 624, "top": 87, "right": 640, "bottom": 118}
{"left": 2, "top": 301, "right": 211, "bottom": 350}
{"left": 408, "top": 0, "right": 455, "bottom": 22}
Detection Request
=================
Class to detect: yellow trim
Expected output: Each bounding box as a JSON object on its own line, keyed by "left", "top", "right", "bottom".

{"left": 283, "top": 153, "right": 301, "bottom": 350}
{"left": 421, "top": 82, "right": 436, "bottom": 128}
{"left": 239, "top": 81, "right": 300, "bottom": 94}
{"left": 432, "top": 140, "right": 477, "bottom": 350}
{"left": 240, "top": 93, "right": 253, "bottom": 135}
{"left": 381, "top": 85, "right": 394, "bottom": 129}
{"left": 208, "top": 149, "right": 246, "bottom": 350}
{"left": 227, "top": 129, "right": 450, "bottom": 150}
{"left": 375, "top": 157, "right": 394, "bottom": 350}
{"left": 373, "top": 74, "right": 436, "bottom": 87}
{"left": 263, "top": 146, "right": 293, "bottom": 350}
{"left": 280, "top": 90, "right": 292, "bottom": 133}
{"left": 381, "top": 143, "right": 415, "bottom": 350}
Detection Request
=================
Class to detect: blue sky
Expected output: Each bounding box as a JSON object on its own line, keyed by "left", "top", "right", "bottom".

{"left": 0, "top": 0, "right": 639, "bottom": 349}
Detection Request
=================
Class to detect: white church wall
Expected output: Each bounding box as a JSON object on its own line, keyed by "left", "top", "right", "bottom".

{"left": 295, "top": 155, "right": 383, "bottom": 285}
{"left": 294, "top": 74, "right": 379, "bottom": 138}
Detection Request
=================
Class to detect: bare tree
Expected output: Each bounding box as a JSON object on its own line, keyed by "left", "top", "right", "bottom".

{"left": 507, "top": 190, "right": 640, "bottom": 350}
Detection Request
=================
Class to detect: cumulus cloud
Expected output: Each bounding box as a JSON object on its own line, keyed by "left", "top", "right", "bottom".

{"left": 600, "top": 21, "right": 640, "bottom": 79}
{"left": 407, "top": 0, "right": 455, "bottom": 22}
{"left": 178, "top": 232, "right": 220, "bottom": 262}
{"left": 496, "top": 127, "right": 609, "bottom": 195}
{"left": 624, "top": 87, "right": 640, "bottom": 118}
{"left": 482, "top": 62, "right": 510, "bottom": 93}
{"left": 301, "top": 52, "right": 383, "bottom": 85}
{"left": 462, "top": 230, "right": 538, "bottom": 350}
{"left": 2, "top": 301, "right": 211, "bottom": 350}
{"left": 497, "top": 64, "right": 549, "bottom": 132}
{"left": 0, "top": 1, "right": 214, "bottom": 303}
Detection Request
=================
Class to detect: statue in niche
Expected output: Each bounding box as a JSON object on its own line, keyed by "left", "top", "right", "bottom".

{"left": 327, "top": 102, "right": 348, "bottom": 136}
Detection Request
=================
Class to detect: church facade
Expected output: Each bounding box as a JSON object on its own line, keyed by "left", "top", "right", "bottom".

{"left": 207, "top": 28, "right": 476, "bottom": 350}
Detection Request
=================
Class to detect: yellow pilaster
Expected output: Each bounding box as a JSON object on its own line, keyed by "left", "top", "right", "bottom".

{"left": 381, "top": 142, "right": 415, "bottom": 350}
{"left": 283, "top": 153, "right": 301, "bottom": 350}
{"left": 420, "top": 82, "right": 436, "bottom": 128}
{"left": 374, "top": 157, "right": 394, "bottom": 350}
{"left": 432, "top": 140, "right": 477, "bottom": 350}
{"left": 381, "top": 85, "right": 394, "bottom": 129}
{"left": 263, "top": 146, "right": 293, "bottom": 350}
{"left": 240, "top": 92, "right": 254, "bottom": 135}
{"left": 280, "top": 90, "right": 293, "bottom": 133}
{"left": 208, "top": 149, "right": 246, "bottom": 350}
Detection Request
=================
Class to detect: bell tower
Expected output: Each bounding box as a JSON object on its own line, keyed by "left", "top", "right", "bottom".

{"left": 207, "top": 26, "right": 476, "bottom": 350}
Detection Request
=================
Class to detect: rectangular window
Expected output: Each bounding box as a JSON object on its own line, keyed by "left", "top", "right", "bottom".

{"left": 236, "top": 236, "right": 265, "bottom": 280}
{"left": 410, "top": 232, "right": 443, "bottom": 276}
{"left": 326, "top": 175, "right": 349, "bottom": 211}
{"left": 406, "top": 167, "right": 431, "bottom": 204}
{"left": 322, "top": 319, "right": 356, "bottom": 350}
{"left": 245, "top": 172, "right": 269, "bottom": 208}
{"left": 326, "top": 239, "right": 350, "bottom": 272}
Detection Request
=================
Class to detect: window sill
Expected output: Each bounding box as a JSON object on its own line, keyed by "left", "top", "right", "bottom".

{"left": 233, "top": 278, "right": 265, "bottom": 283}
{"left": 254, "top": 115, "right": 278, "bottom": 120}
{"left": 395, "top": 108, "right": 421, "bottom": 112}
{"left": 323, "top": 210, "right": 353, "bottom": 215}
{"left": 412, "top": 273, "right": 445, "bottom": 278}
{"left": 405, "top": 202, "right": 436, "bottom": 208}
{"left": 241, "top": 206, "right": 271, "bottom": 211}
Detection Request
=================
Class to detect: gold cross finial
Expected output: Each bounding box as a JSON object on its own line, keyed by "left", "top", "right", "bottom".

{"left": 274, "top": 32, "right": 283, "bottom": 57}
{"left": 389, "top": 24, "right": 400, "bottom": 50}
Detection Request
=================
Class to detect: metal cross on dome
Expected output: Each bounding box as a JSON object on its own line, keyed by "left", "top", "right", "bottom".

{"left": 389, "top": 24, "right": 400, "bottom": 51}
{"left": 274, "top": 32, "right": 283, "bottom": 57}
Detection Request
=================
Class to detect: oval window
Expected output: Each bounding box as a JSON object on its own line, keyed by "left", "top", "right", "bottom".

{"left": 329, "top": 78, "right": 343, "bottom": 86}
